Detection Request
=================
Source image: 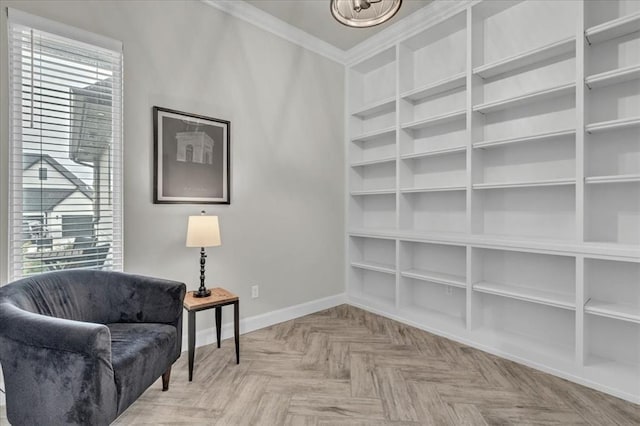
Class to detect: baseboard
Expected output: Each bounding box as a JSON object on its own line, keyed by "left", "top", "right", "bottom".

{"left": 182, "top": 292, "right": 347, "bottom": 350}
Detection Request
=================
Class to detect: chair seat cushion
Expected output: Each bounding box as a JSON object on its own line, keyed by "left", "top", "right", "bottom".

{"left": 107, "top": 323, "right": 177, "bottom": 414}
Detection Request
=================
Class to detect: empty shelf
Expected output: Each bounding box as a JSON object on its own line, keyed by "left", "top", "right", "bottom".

{"left": 586, "top": 64, "right": 640, "bottom": 89}
{"left": 474, "top": 37, "right": 576, "bottom": 79}
{"left": 400, "top": 145, "right": 466, "bottom": 160}
{"left": 401, "top": 73, "right": 466, "bottom": 102}
{"left": 585, "top": 299, "right": 640, "bottom": 324}
{"left": 351, "top": 260, "right": 396, "bottom": 275}
{"left": 351, "top": 189, "right": 396, "bottom": 196}
{"left": 585, "top": 174, "right": 640, "bottom": 185}
{"left": 473, "top": 129, "right": 576, "bottom": 149}
{"left": 351, "top": 157, "right": 396, "bottom": 167}
{"left": 473, "top": 178, "right": 575, "bottom": 190}
{"left": 473, "top": 83, "right": 575, "bottom": 114}
{"left": 351, "top": 126, "right": 396, "bottom": 143}
{"left": 586, "top": 116, "right": 640, "bottom": 134}
{"left": 401, "top": 268, "right": 466, "bottom": 288}
{"left": 474, "top": 281, "right": 575, "bottom": 310}
{"left": 352, "top": 96, "right": 396, "bottom": 118}
{"left": 401, "top": 109, "right": 466, "bottom": 131}
{"left": 401, "top": 185, "right": 466, "bottom": 193}
{"left": 585, "top": 12, "right": 640, "bottom": 45}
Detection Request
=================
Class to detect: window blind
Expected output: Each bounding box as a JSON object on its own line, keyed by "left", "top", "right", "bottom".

{"left": 7, "top": 12, "right": 123, "bottom": 280}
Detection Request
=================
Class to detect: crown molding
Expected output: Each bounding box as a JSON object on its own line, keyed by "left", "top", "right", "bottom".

{"left": 202, "top": 0, "right": 481, "bottom": 68}
{"left": 202, "top": 0, "right": 348, "bottom": 64}
{"left": 346, "top": 0, "right": 479, "bottom": 66}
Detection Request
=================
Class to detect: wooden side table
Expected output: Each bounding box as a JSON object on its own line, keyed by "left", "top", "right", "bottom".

{"left": 183, "top": 287, "right": 239, "bottom": 381}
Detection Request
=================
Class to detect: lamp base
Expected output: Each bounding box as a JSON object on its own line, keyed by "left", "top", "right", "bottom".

{"left": 193, "top": 288, "right": 211, "bottom": 298}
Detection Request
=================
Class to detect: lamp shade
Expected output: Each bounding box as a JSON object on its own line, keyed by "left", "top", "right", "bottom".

{"left": 186, "top": 215, "right": 221, "bottom": 247}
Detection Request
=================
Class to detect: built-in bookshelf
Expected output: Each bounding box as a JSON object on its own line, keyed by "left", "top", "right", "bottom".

{"left": 346, "top": 0, "right": 640, "bottom": 404}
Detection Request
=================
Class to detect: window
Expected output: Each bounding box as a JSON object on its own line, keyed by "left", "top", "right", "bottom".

{"left": 8, "top": 10, "right": 123, "bottom": 279}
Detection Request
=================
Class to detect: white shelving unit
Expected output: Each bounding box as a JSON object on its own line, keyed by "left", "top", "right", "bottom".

{"left": 346, "top": 0, "right": 640, "bottom": 404}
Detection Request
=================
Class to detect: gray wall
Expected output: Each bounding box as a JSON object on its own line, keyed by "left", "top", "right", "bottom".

{"left": 0, "top": 1, "right": 345, "bottom": 324}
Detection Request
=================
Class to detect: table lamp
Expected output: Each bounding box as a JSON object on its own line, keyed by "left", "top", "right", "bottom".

{"left": 186, "top": 211, "right": 221, "bottom": 298}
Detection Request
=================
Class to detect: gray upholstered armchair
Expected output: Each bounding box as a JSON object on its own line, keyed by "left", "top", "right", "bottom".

{"left": 0, "top": 270, "right": 186, "bottom": 426}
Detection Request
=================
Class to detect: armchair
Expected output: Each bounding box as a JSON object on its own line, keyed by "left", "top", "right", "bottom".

{"left": 0, "top": 270, "right": 186, "bottom": 426}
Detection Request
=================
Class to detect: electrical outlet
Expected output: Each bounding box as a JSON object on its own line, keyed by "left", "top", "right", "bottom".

{"left": 445, "top": 286, "right": 453, "bottom": 296}
{"left": 251, "top": 285, "right": 259, "bottom": 298}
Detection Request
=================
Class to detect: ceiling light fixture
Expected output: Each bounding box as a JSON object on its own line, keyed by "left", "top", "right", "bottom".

{"left": 330, "top": 0, "right": 402, "bottom": 28}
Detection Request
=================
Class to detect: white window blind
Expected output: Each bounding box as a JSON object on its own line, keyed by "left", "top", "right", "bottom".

{"left": 7, "top": 11, "right": 123, "bottom": 280}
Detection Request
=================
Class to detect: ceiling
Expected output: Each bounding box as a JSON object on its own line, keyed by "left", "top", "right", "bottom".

{"left": 245, "top": 0, "right": 433, "bottom": 51}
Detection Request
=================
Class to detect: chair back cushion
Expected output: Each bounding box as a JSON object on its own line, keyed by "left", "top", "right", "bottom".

{"left": 0, "top": 270, "right": 183, "bottom": 325}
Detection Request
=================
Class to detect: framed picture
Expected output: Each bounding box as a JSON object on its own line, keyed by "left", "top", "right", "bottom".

{"left": 153, "top": 106, "right": 230, "bottom": 204}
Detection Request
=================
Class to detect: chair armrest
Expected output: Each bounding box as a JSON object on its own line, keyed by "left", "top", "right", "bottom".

{"left": 0, "top": 302, "right": 111, "bottom": 360}
{"left": 0, "top": 303, "right": 118, "bottom": 425}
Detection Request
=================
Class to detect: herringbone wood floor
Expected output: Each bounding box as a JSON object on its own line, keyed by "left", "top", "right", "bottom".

{"left": 113, "top": 305, "right": 640, "bottom": 425}
{"left": 2, "top": 305, "right": 639, "bottom": 425}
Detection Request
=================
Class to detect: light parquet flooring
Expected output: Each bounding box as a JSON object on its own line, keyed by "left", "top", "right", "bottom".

{"left": 113, "top": 305, "right": 639, "bottom": 425}
{"left": 4, "top": 305, "right": 639, "bottom": 425}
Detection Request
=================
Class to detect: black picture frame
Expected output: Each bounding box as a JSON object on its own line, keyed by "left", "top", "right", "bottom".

{"left": 153, "top": 106, "right": 230, "bottom": 204}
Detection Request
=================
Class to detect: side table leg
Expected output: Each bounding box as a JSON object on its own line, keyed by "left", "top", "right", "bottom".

{"left": 188, "top": 310, "right": 195, "bottom": 381}
{"left": 234, "top": 300, "right": 240, "bottom": 364}
{"left": 215, "top": 306, "right": 222, "bottom": 348}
